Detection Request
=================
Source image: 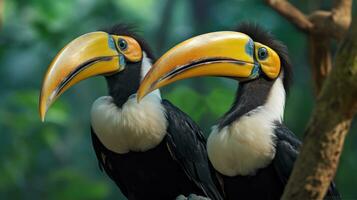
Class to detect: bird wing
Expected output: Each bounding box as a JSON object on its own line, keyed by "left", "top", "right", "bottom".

{"left": 273, "top": 123, "right": 301, "bottom": 184}
{"left": 162, "top": 99, "right": 223, "bottom": 200}
{"left": 90, "top": 128, "right": 129, "bottom": 197}
{"left": 273, "top": 123, "right": 340, "bottom": 199}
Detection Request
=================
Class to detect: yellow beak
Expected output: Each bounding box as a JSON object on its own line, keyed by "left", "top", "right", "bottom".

{"left": 137, "top": 31, "right": 260, "bottom": 101}
{"left": 39, "top": 32, "right": 123, "bottom": 121}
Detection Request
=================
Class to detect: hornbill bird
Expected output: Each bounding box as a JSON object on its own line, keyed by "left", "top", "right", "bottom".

{"left": 137, "top": 24, "right": 341, "bottom": 200}
{"left": 39, "top": 24, "right": 223, "bottom": 200}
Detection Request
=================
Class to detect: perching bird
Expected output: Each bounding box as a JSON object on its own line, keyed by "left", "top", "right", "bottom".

{"left": 39, "top": 24, "right": 223, "bottom": 200}
{"left": 137, "top": 23, "right": 341, "bottom": 200}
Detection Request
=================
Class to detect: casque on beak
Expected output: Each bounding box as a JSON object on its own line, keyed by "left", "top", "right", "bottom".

{"left": 39, "top": 32, "right": 126, "bottom": 121}
{"left": 137, "top": 31, "right": 281, "bottom": 101}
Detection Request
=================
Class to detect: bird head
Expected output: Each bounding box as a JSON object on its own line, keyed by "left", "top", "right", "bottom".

{"left": 137, "top": 23, "right": 291, "bottom": 101}
{"left": 39, "top": 24, "right": 153, "bottom": 121}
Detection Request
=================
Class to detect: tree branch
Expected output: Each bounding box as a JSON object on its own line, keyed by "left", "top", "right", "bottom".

{"left": 266, "top": 0, "right": 355, "bottom": 199}
{"left": 265, "top": 0, "right": 313, "bottom": 32}
{"left": 265, "top": 0, "right": 352, "bottom": 95}
{"left": 282, "top": 17, "right": 357, "bottom": 200}
{"left": 308, "top": 0, "right": 352, "bottom": 39}
{"left": 330, "top": 0, "right": 353, "bottom": 38}
{"left": 308, "top": 35, "right": 332, "bottom": 94}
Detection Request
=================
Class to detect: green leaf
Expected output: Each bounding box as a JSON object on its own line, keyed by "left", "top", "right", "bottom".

{"left": 49, "top": 168, "right": 110, "bottom": 200}
{"left": 164, "top": 86, "right": 205, "bottom": 121}
{"left": 205, "top": 87, "right": 234, "bottom": 118}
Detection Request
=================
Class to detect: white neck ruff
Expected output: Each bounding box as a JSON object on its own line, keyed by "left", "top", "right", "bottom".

{"left": 90, "top": 53, "right": 167, "bottom": 154}
{"left": 207, "top": 76, "right": 285, "bottom": 176}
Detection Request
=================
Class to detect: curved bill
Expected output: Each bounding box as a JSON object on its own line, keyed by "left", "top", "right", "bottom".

{"left": 39, "top": 32, "right": 122, "bottom": 121}
{"left": 137, "top": 31, "right": 260, "bottom": 101}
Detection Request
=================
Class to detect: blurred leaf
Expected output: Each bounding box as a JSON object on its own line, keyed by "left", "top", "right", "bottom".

{"left": 49, "top": 168, "right": 110, "bottom": 200}
{"left": 165, "top": 86, "right": 205, "bottom": 121}
{"left": 0, "top": 0, "right": 356, "bottom": 199}
{"left": 205, "top": 87, "right": 234, "bottom": 117}
{"left": 41, "top": 126, "right": 59, "bottom": 148}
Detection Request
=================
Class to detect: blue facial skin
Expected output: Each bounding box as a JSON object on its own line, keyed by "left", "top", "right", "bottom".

{"left": 245, "top": 38, "right": 260, "bottom": 79}
{"left": 108, "top": 35, "right": 116, "bottom": 51}
{"left": 107, "top": 35, "right": 126, "bottom": 68}
{"left": 245, "top": 38, "right": 254, "bottom": 58}
{"left": 119, "top": 54, "right": 126, "bottom": 67}
{"left": 249, "top": 62, "right": 261, "bottom": 79}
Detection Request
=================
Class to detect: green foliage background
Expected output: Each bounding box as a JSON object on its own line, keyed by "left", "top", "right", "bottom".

{"left": 0, "top": 0, "right": 356, "bottom": 199}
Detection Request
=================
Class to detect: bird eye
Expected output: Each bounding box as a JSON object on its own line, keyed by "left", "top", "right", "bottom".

{"left": 258, "top": 47, "right": 268, "bottom": 60}
{"left": 118, "top": 39, "right": 128, "bottom": 51}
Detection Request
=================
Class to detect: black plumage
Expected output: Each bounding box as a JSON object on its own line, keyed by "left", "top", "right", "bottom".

{"left": 91, "top": 24, "right": 223, "bottom": 200}
{"left": 273, "top": 123, "right": 340, "bottom": 200}
{"left": 217, "top": 23, "right": 340, "bottom": 200}
{"left": 102, "top": 24, "right": 154, "bottom": 107}
{"left": 219, "top": 23, "right": 292, "bottom": 128}
{"left": 91, "top": 101, "right": 222, "bottom": 199}
{"left": 219, "top": 76, "right": 275, "bottom": 128}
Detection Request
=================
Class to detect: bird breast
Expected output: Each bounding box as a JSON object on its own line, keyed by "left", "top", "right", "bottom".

{"left": 91, "top": 93, "right": 168, "bottom": 154}
{"left": 207, "top": 77, "right": 287, "bottom": 176}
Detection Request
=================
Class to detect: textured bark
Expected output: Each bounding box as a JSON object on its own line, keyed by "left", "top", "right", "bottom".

{"left": 266, "top": 0, "right": 355, "bottom": 199}
{"left": 265, "top": 0, "right": 313, "bottom": 31}
{"left": 265, "top": 0, "right": 352, "bottom": 95}
{"left": 309, "top": 35, "right": 332, "bottom": 94}
{"left": 282, "top": 21, "right": 357, "bottom": 199}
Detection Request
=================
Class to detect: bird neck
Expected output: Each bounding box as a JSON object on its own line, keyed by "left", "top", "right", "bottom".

{"left": 91, "top": 53, "right": 166, "bottom": 153}
{"left": 219, "top": 76, "right": 286, "bottom": 129}
{"left": 207, "top": 76, "right": 286, "bottom": 176}
{"left": 105, "top": 52, "right": 155, "bottom": 108}
{"left": 105, "top": 67, "right": 140, "bottom": 108}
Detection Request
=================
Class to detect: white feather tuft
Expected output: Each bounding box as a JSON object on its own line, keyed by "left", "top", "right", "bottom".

{"left": 90, "top": 52, "right": 167, "bottom": 154}
{"left": 141, "top": 52, "right": 161, "bottom": 99}
{"left": 91, "top": 94, "right": 167, "bottom": 154}
{"left": 207, "top": 76, "right": 286, "bottom": 176}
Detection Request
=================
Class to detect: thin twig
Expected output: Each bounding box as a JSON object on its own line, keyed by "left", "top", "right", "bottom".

{"left": 265, "top": 0, "right": 313, "bottom": 32}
